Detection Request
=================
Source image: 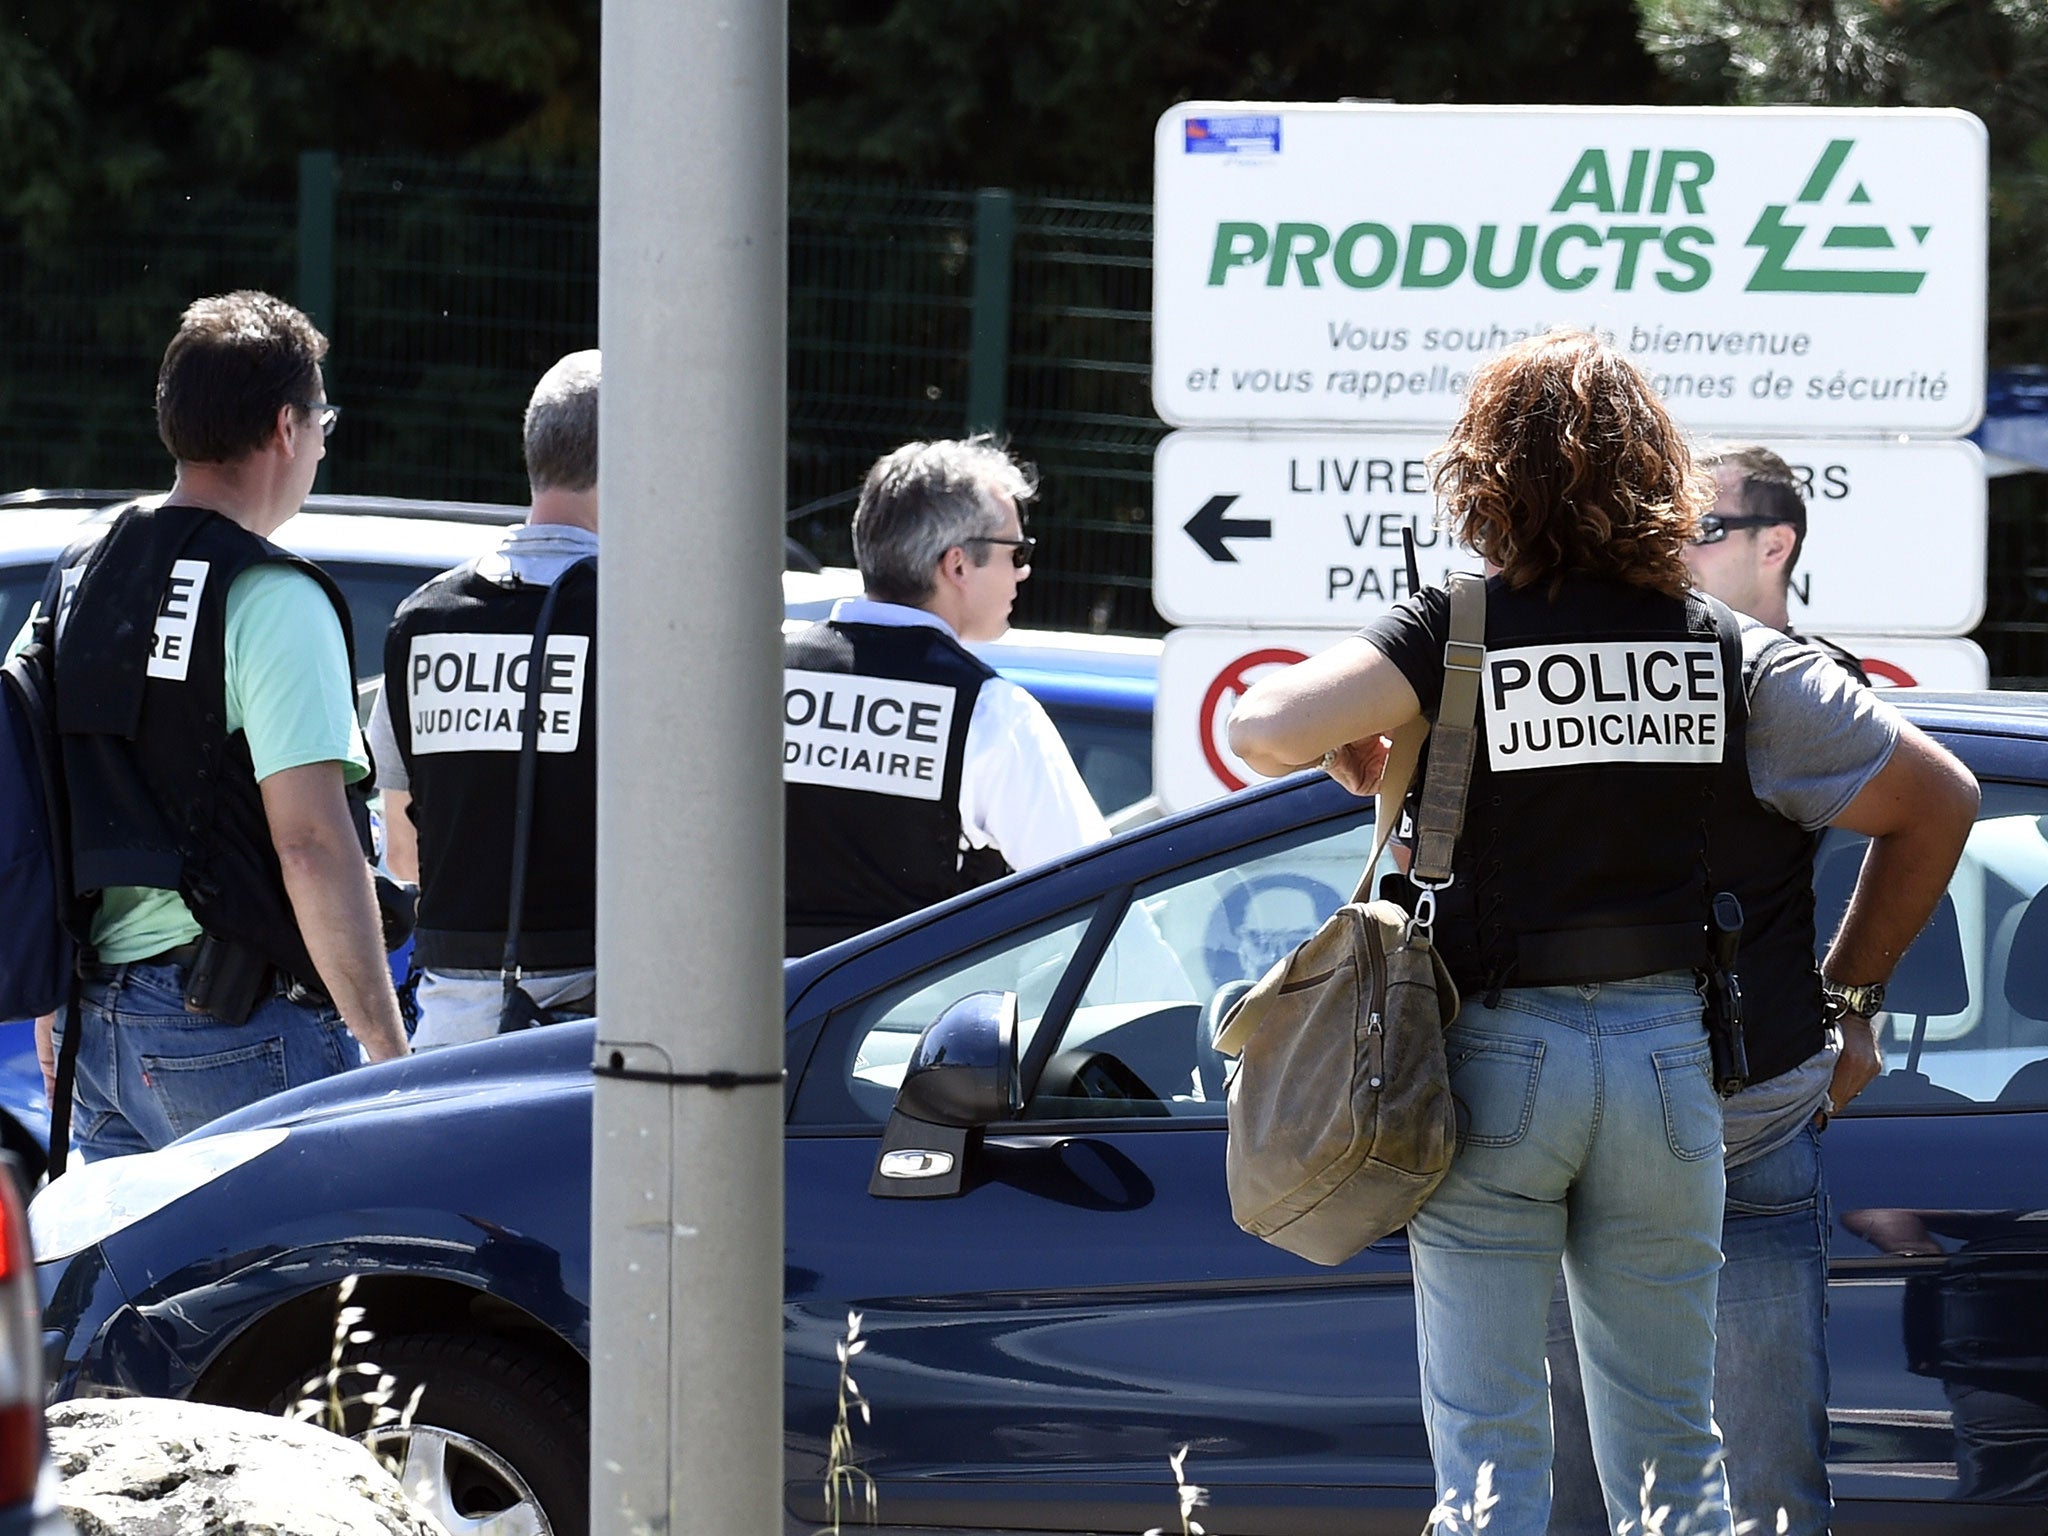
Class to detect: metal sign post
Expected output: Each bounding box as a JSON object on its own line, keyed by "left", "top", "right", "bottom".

{"left": 592, "top": 0, "right": 787, "bottom": 1532}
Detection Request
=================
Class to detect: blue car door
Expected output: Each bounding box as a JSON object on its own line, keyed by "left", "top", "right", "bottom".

{"left": 1815, "top": 754, "right": 2048, "bottom": 1513}
{"left": 784, "top": 813, "right": 1438, "bottom": 1535}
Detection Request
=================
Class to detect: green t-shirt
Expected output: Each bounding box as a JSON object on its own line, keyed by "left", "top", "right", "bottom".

{"left": 83, "top": 564, "right": 370, "bottom": 961}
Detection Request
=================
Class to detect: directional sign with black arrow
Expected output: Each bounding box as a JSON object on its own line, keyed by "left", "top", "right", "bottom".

{"left": 1183, "top": 494, "right": 1272, "bottom": 562}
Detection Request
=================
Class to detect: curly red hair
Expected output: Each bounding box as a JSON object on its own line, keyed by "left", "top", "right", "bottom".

{"left": 1431, "top": 329, "right": 1711, "bottom": 598}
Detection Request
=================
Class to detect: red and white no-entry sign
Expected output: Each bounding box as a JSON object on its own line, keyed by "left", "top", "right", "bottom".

{"left": 1158, "top": 628, "right": 1347, "bottom": 812}
{"left": 1833, "top": 636, "right": 1989, "bottom": 690}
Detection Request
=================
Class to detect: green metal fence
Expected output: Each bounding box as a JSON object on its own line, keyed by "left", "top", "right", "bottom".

{"left": 0, "top": 153, "right": 2042, "bottom": 676}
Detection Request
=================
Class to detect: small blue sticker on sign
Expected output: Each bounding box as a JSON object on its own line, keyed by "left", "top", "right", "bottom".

{"left": 1184, "top": 115, "right": 1281, "bottom": 155}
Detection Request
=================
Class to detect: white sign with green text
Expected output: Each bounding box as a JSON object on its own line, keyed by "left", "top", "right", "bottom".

{"left": 1153, "top": 104, "right": 1987, "bottom": 435}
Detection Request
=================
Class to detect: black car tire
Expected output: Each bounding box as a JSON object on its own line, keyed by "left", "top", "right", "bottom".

{"left": 273, "top": 1331, "right": 588, "bottom": 1536}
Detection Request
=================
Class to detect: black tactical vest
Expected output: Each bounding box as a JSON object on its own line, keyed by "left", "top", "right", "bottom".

{"left": 385, "top": 558, "right": 598, "bottom": 971}
{"left": 783, "top": 619, "right": 1007, "bottom": 957}
{"left": 52, "top": 502, "right": 362, "bottom": 990}
{"left": 1404, "top": 575, "right": 1734, "bottom": 994}
{"left": 1710, "top": 629, "right": 1842, "bottom": 1084}
{"left": 1789, "top": 628, "right": 1871, "bottom": 687}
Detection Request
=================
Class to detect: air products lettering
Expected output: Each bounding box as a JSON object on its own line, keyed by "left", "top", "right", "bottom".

{"left": 1484, "top": 641, "right": 1723, "bottom": 771}
{"left": 1206, "top": 148, "right": 1722, "bottom": 295}
{"left": 783, "top": 670, "right": 954, "bottom": 802}
{"left": 145, "top": 560, "right": 210, "bottom": 682}
{"left": 408, "top": 633, "right": 590, "bottom": 753}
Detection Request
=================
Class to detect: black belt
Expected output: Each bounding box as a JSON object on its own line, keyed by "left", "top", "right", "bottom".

{"left": 118, "top": 940, "right": 330, "bottom": 1010}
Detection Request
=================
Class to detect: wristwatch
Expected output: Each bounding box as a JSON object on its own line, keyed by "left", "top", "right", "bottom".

{"left": 1822, "top": 978, "right": 1887, "bottom": 1019}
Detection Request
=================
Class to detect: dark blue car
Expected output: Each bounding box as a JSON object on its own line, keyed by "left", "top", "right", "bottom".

{"left": 31, "top": 693, "right": 2048, "bottom": 1536}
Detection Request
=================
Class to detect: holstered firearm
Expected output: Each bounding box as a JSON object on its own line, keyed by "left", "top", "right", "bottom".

{"left": 1702, "top": 890, "right": 1749, "bottom": 1097}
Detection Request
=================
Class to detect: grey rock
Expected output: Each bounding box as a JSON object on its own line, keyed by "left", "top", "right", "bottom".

{"left": 47, "top": 1398, "right": 447, "bottom": 1536}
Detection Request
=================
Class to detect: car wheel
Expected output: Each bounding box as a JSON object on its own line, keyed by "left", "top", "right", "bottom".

{"left": 278, "top": 1332, "right": 587, "bottom": 1536}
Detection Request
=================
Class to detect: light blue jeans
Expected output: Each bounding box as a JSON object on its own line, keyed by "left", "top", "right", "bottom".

{"left": 59, "top": 960, "right": 359, "bottom": 1161}
{"left": 413, "top": 966, "right": 597, "bottom": 1051}
{"left": 1548, "top": 1121, "right": 1832, "bottom": 1535}
{"left": 1406, "top": 974, "right": 1732, "bottom": 1536}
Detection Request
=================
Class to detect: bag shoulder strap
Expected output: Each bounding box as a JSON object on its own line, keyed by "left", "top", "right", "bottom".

{"left": 1409, "top": 573, "right": 1484, "bottom": 888}
{"left": 502, "top": 557, "right": 597, "bottom": 998}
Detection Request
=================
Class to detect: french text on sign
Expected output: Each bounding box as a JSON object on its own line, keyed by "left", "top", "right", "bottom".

{"left": 1153, "top": 103, "right": 1987, "bottom": 434}
{"left": 782, "top": 670, "right": 953, "bottom": 802}
{"left": 408, "top": 633, "right": 590, "bottom": 754}
{"left": 1155, "top": 432, "right": 1986, "bottom": 635}
{"left": 1486, "top": 641, "right": 1724, "bottom": 771}
{"left": 1154, "top": 430, "right": 1483, "bottom": 629}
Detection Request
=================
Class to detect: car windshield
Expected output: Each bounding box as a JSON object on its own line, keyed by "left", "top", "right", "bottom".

{"left": 0, "top": 564, "right": 46, "bottom": 651}
{"left": 1041, "top": 706, "right": 1151, "bottom": 817}
{"left": 0, "top": 555, "right": 451, "bottom": 685}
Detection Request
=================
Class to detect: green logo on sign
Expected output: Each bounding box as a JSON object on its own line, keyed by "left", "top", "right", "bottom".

{"left": 1744, "top": 139, "right": 1928, "bottom": 294}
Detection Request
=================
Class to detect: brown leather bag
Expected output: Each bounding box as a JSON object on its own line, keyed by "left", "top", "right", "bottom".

{"left": 1213, "top": 574, "right": 1483, "bottom": 1265}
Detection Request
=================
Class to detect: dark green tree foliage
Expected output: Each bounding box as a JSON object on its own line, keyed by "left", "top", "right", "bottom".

{"left": 789, "top": 0, "right": 1662, "bottom": 192}
{"left": 1641, "top": 0, "right": 2048, "bottom": 365}
{"left": 0, "top": 0, "right": 597, "bottom": 235}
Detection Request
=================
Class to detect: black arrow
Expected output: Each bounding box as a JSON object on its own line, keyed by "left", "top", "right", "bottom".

{"left": 1183, "top": 494, "right": 1272, "bottom": 563}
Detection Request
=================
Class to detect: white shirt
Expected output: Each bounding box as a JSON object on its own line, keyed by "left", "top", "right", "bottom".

{"left": 821, "top": 598, "right": 1111, "bottom": 872}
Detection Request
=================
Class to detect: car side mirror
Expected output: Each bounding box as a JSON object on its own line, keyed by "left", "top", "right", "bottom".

{"left": 868, "top": 990, "right": 1021, "bottom": 1199}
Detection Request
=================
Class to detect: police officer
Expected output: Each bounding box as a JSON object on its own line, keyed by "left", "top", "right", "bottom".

{"left": 782, "top": 438, "right": 1106, "bottom": 956}
{"left": 1546, "top": 440, "right": 1895, "bottom": 1535}
{"left": 372, "top": 351, "right": 599, "bottom": 1048}
{"left": 1229, "top": 330, "right": 1977, "bottom": 1536}
{"left": 1685, "top": 442, "right": 1869, "bottom": 681}
{"left": 35, "top": 291, "right": 409, "bottom": 1160}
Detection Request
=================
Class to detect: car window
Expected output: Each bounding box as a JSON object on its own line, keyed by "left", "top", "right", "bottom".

{"left": 1824, "top": 780, "right": 2048, "bottom": 1111}
{"left": 324, "top": 560, "right": 459, "bottom": 682}
{"left": 789, "top": 908, "right": 1101, "bottom": 1128}
{"left": 0, "top": 564, "right": 51, "bottom": 649}
{"left": 0, "top": 553, "right": 454, "bottom": 683}
{"left": 1023, "top": 813, "right": 1376, "bottom": 1122}
{"left": 1042, "top": 707, "right": 1152, "bottom": 819}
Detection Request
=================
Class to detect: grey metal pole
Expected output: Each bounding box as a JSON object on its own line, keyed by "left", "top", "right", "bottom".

{"left": 591, "top": 0, "right": 785, "bottom": 1528}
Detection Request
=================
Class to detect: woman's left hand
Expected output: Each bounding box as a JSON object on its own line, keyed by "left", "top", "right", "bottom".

{"left": 1322, "top": 735, "right": 1393, "bottom": 797}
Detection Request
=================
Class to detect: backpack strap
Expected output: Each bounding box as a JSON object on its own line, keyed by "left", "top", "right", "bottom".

{"left": 499, "top": 557, "right": 596, "bottom": 1030}
{"left": 46, "top": 977, "right": 83, "bottom": 1179}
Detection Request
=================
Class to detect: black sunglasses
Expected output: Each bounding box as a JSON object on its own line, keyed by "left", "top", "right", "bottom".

{"left": 966, "top": 535, "right": 1036, "bottom": 569}
{"left": 292, "top": 402, "right": 342, "bottom": 438}
{"left": 1690, "top": 513, "right": 1790, "bottom": 547}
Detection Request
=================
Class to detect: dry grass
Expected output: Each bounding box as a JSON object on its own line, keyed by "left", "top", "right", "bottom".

{"left": 820, "top": 1308, "right": 876, "bottom": 1535}
{"left": 1141, "top": 1443, "right": 1209, "bottom": 1536}
{"left": 281, "top": 1275, "right": 427, "bottom": 1487}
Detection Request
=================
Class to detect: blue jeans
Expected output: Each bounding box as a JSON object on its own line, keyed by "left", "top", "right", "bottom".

{"left": 58, "top": 960, "right": 359, "bottom": 1161}
{"left": 1406, "top": 975, "right": 1732, "bottom": 1536}
{"left": 1549, "top": 1121, "right": 1831, "bottom": 1535}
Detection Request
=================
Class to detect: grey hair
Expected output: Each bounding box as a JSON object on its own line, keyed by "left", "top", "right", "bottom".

{"left": 851, "top": 437, "right": 1038, "bottom": 604}
{"left": 523, "top": 349, "right": 601, "bottom": 493}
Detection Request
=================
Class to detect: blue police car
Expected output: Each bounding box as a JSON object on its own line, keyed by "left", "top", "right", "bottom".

{"left": 32, "top": 694, "right": 2047, "bottom": 1536}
